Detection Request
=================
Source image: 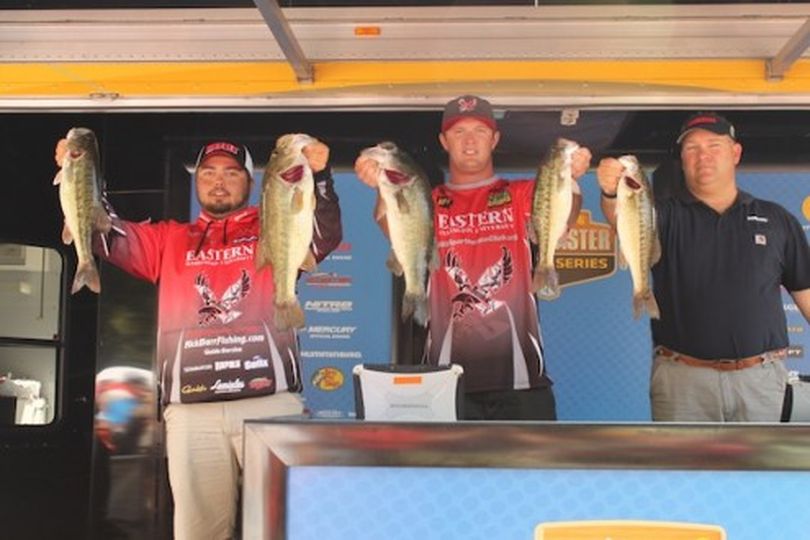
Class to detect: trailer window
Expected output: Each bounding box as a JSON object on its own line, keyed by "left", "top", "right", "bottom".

{"left": 0, "top": 244, "right": 61, "bottom": 425}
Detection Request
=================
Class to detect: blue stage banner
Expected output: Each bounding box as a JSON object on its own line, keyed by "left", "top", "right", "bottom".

{"left": 298, "top": 172, "right": 392, "bottom": 418}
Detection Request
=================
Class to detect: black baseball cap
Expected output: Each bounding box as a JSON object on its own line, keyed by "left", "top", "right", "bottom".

{"left": 676, "top": 112, "right": 737, "bottom": 144}
{"left": 441, "top": 95, "right": 497, "bottom": 132}
{"left": 194, "top": 140, "right": 254, "bottom": 173}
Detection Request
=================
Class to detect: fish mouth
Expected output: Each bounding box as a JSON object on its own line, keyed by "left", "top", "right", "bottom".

{"left": 69, "top": 150, "right": 85, "bottom": 159}
{"left": 384, "top": 168, "right": 411, "bottom": 185}
{"left": 623, "top": 176, "right": 642, "bottom": 190}
{"left": 280, "top": 165, "right": 305, "bottom": 184}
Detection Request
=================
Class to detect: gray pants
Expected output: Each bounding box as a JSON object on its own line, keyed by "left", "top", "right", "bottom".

{"left": 650, "top": 349, "right": 789, "bottom": 422}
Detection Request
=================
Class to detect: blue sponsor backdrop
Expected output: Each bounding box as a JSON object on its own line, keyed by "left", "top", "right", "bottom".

{"left": 298, "top": 172, "right": 392, "bottom": 418}
{"left": 286, "top": 466, "right": 810, "bottom": 539}
{"left": 191, "top": 167, "right": 810, "bottom": 421}
{"left": 542, "top": 170, "right": 810, "bottom": 421}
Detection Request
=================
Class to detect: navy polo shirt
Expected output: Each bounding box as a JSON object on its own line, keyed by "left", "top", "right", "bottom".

{"left": 651, "top": 189, "right": 810, "bottom": 359}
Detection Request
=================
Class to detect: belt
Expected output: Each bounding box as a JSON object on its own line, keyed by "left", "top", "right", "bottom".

{"left": 656, "top": 346, "right": 787, "bottom": 372}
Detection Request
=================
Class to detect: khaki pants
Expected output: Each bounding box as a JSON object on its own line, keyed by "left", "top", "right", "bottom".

{"left": 651, "top": 349, "right": 788, "bottom": 422}
{"left": 163, "top": 392, "right": 303, "bottom": 540}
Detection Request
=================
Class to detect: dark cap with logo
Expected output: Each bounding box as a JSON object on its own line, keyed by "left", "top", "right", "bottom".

{"left": 676, "top": 112, "right": 737, "bottom": 144}
{"left": 441, "top": 95, "right": 497, "bottom": 132}
{"left": 194, "top": 140, "right": 254, "bottom": 173}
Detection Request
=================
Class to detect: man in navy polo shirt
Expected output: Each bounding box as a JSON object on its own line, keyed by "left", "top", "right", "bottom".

{"left": 597, "top": 112, "right": 810, "bottom": 422}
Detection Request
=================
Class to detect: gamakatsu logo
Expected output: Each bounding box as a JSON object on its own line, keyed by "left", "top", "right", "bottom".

{"left": 304, "top": 300, "right": 353, "bottom": 313}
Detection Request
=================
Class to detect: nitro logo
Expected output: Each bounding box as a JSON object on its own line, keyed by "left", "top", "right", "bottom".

{"left": 437, "top": 208, "right": 514, "bottom": 231}
{"left": 186, "top": 244, "right": 254, "bottom": 264}
{"left": 244, "top": 356, "right": 269, "bottom": 370}
{"left": 211, "top": 378, "right": 245, "bottom": 393}
{"left": 214, "top": 359, "right": 241, "bottom": 371}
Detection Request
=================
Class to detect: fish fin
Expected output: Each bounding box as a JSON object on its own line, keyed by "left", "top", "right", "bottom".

{"left": 300, "top": 250, "right": 317, "bottom": 273}
{"left": 72, "top": 260, "right": 101, "bottom": 294}
{"left": 274, "top": 300, "right": 305, "bottom": 331}
{"left": 429, "top": 244, "right": 440, "bottom": 271}
{"left": 633, "top": 290, "right": 661, "bottom": 320}
{"left": 53, "top": 171, "right": 62, "bottom": 186}
{"left": 527, "top": 222, "right": 538, "bottom": 244}
{"left": 650, "top": 233, "right": 662, "bottom": 266}
{"left": 93, "top": 205, "right": 112, "bottom": 234}
{"left": 554, "top": 229, "right": 571, "bottom": 249}
{"left": 292, "top": 188, "right": 304, "bottom": 213}
{"left": 386, "top": 250, "right": 403, "bottom": 276}
{"left": 395, "top": 190, "right": 411, "bottom": 214}
{"left": 402, "top": 292, "right": 429, "bottom": 326}
{"left": 61, "top": 223, "right": 73, "bottom": 245}
{"left": 99, "top": 233, "right": 111, "bottom": 257}
{"left": 533, "top": 266, "right": 560, "bottom": 300}
{"left": 617, "top": 247, "right": 627, "bottom": 269}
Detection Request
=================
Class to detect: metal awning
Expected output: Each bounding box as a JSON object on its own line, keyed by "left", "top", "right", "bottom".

{"left": 2, "top": 4, "right": 810, "bottom": 109}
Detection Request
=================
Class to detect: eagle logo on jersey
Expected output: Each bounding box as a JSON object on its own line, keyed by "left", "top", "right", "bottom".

{"left": 444, "top": 247, "right": 513, "bottom": 320}
{"left": 194, "top": 269, "right": 251, "bottom": 325}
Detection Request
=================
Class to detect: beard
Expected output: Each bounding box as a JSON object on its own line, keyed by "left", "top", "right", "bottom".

{"left": 201, "top": 191, "right": 250, "bottom": 217}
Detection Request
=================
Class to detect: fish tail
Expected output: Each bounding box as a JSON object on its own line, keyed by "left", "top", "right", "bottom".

{"left": 72, "top": 260, "right": 101, "bottom": 294}
{"left": 533, "top": 265, "right": 560, "bottom": 300}
{"left": 402, "top": 292, "right": 428, "bottom": 326}
{"left": 633, "top": 290, "right": 661, "bottom": 320}
{"left": 274, "top": 300, "right": 305, "bottom": 331}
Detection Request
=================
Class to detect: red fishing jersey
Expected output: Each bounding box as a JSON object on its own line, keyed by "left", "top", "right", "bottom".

{"left": 427, "top": 177, "right": 549, "bottom": 393}
{"left": 102, "top": 177, "right": 341, "bottom": 404}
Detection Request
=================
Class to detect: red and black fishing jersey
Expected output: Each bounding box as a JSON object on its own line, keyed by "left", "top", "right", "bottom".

{"left": 102, "top": 173, "right": 341, "bottom": 404}
{"left": 426, "top": 177, "right": 550, "bottom": 393}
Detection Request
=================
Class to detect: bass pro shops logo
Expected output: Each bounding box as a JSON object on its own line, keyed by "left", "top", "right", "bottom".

{"left": 312, "top": 367, "right": 345, "bottom": 391}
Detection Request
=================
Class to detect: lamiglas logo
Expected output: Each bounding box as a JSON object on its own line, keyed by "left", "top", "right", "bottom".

{"left": 553, "top": 210, "right": 616, "bottom": 289}
{"left": 311, "top": 367, "right": 345, "bottom": 391}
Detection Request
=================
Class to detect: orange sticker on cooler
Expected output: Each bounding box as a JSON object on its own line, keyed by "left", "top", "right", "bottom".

{"left": 393, "top": 375, "right": 422, "bottom": 385}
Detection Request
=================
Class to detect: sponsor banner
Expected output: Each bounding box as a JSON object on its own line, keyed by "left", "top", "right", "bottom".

{"left": 178, "top": 324, "right": 277, "bottom": 402}
{"left": 298, "top": 172, "right": 393, "bottom": 417}
{"left": 300, "top": 357, "right": 358, "bottom": 419}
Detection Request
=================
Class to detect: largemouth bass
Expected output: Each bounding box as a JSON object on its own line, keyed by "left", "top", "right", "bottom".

{"left": 615, "top": 155, "right": 661, "bottom": 319}
{"left": 360, "top": 142, "right": 435, "bottom": 326}
{"left": 531, "top": 138, "right": 579, "bottom": 300}
{"left": 256, "top": 133, "right": 318, "bottom": 331}
{"left": 54, "top": 127, "right": 111, "bottom": 294}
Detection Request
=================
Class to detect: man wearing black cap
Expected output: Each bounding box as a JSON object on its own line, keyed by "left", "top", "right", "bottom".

{"left": 355, "top": 95, "right": 592, "bottom": 420}
{"left": 56, "top": 136, "right": 342, "bottom": 538}
{"left": 597, "top": 112, "right": 810, "bottom": 422}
